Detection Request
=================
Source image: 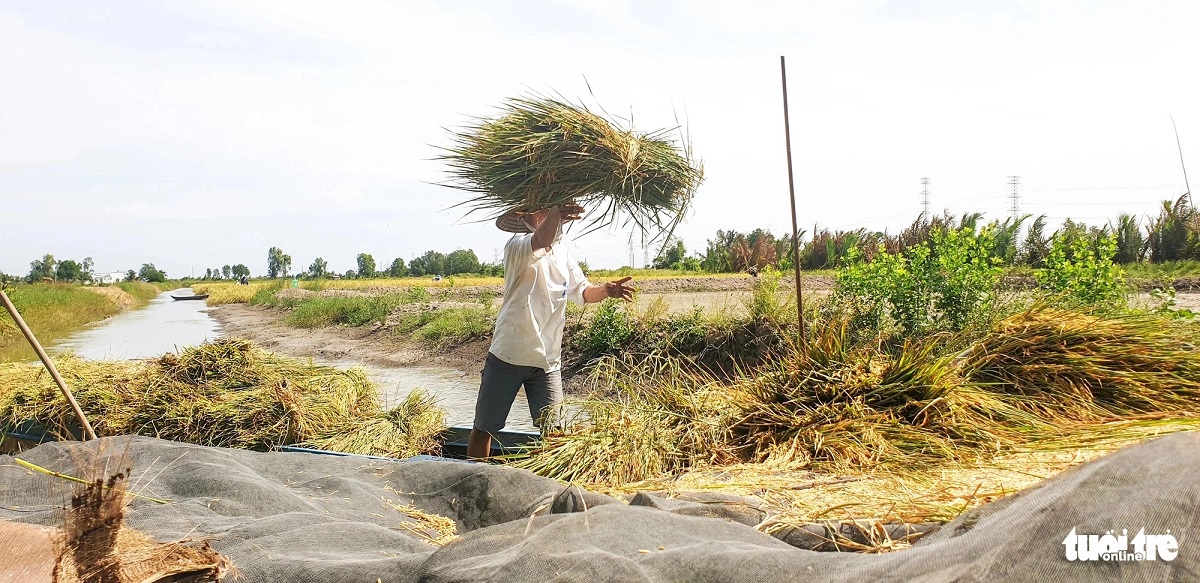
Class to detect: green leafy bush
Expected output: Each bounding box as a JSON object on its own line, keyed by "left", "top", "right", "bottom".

{"left": 1036, "top": 233, "right": 1126, "bottom": 306}
{"left": 747, "top": 268, "right": 794, "bottom": 324}
{"left": 582, "top": 299, "right": 634, "bottom": 355}
{"left": 834, "top": 226, "right": 1002, "bottom": 337}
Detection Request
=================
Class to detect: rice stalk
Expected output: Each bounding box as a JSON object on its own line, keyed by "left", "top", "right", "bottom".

{"left": 439, "top": 94, "right": 704, "bottom": 241}
{"left": 958, "top": 305, "right": 1200, "bottom": 420}
{"left": 510, "top": 352, "right": 740, "bottom": 484}
{"left": 513, "top": 306, "right": 1200, "bottom": 488}
{"left": 0, "top": 339, "right": 446, "bottom": 455}
{"left": 298, "top": 390, "right": 447, "bottom": 458}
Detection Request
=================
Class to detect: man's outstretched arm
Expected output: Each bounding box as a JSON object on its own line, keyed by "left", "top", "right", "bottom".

{"left": 583, "top": 276, "right": 635, "bottom": 304}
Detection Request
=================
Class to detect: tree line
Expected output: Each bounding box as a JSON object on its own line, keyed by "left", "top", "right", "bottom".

{"left": 654, "top": 193, "right": 1200, "bottom": 272}
{"left": 5, "top": 254, "right": 176, "bottom": 284}
{"left": 255, "top": 247, "right": 503, "bottom": 280}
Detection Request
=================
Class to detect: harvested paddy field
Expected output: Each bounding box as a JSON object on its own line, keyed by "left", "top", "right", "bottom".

{"left": 206, "top": 275, "right": 832, "bottom": 369}
{"left": 7, "top": 261, "right": 1200, "bottom": 578}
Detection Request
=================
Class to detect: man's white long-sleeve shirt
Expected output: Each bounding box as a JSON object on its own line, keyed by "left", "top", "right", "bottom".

{"left": 488, "top": 233, "right": 590, "bottom": 372}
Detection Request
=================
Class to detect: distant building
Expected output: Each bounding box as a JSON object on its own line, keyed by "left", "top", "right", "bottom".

{"left": 95, "top": 272, "right": 125, "bottom": 285}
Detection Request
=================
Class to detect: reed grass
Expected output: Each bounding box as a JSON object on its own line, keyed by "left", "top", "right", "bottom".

{"left": 440, "top": 95, "right": 703, "bottom": 239}
{"left": 0, "top": 339, "right": 447, "bottom": 453}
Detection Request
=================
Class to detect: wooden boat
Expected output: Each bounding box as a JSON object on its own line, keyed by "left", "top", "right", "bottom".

{"left": 170, "top": 294, "right": 209, "bottom": 301}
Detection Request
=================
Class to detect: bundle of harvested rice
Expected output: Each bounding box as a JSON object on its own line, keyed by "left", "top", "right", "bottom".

{"left": 440, "top": 95, "right": 704, "bottom": 238}
{"left": 959, "top": 306, "right": 1200, "bottom": 420}
{"left": 299, "top": 390, "right": 447, "bottom": 458}
{"left": 0, "top": 339, "right": 447, "bottom": 454}
{"left": 511, "top": 353, "right": 741, "bottom": 484}
{"left": 513, "top": 307, "right": 1200, "bottom": 485}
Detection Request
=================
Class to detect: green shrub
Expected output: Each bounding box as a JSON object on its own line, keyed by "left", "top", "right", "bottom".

{"left": 1036, "top": 233, "right": 1126, "bottom": 306}
{"left": 394, "top": 307, "right": 494, "bottom": 347}
{"left": 1148, "top": 286, "right": 1195, "bottom": 319}
{"left": 582, "top": 299, "right": 634, "bottom": 355}
{"left": 746, "top": 268, "right": 794, "bottom": 324}
{"left": 285, "top": 295, "right": 401, "bottom": 328}
{"left": 403, "top": 286, "right": 431, "bottom": 303}
{"left": 250, "top": 282, "right": 285, "bottom": 305}
{"left": 834, "top": 226, "right": 1002, "bottom": 338}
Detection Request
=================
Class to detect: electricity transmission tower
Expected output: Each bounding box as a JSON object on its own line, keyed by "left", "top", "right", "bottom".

{"left": 921, "top": 177, "right": 931, "bottom": 221}
{"left": 1007, "top": 176, "right": 1021, "bottom": 221}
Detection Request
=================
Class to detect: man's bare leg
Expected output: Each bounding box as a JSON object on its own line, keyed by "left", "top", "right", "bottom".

{"left": 467, "top": 428, "right": 492, "bottom": 460}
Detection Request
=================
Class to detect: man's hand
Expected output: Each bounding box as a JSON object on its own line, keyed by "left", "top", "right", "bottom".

{"left": 583, "top": 276, "right": 635, "bottom": 304}
{"left": 532, "top": 203, "right": 585, "bottom": 250}
{"left": 556, "top": 203, "right": 584, "bottom": 222}
{"left": 604, "top": 276, "right": 635, "bottom": 302}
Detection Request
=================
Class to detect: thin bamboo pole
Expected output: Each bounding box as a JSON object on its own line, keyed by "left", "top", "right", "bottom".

{"left": 0, "top": 287, "right": 98, "bottom": 440}
{"left": 1171, "top": 115, "right": 1192, "bottom": 211}
{"left": 780, "top": 56, "right": 808, "bottom": 357}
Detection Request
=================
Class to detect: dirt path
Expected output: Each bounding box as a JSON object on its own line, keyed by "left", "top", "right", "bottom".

{"left": 209, "top": 304, "right": 490, "bottom": 371}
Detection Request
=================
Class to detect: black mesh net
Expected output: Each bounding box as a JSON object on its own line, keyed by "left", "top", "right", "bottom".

{"left": 2, "top": 433, "right": 1196, "bottom": 582}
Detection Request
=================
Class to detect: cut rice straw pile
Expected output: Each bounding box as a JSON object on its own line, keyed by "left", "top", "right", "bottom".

{"left": 440, "top": 94, "right": 704, "bottom": 240}
{"left": 0, "top": 339, "right": 447, "bottom": 457}
{"left": 511, "top": 305, "right": 1200, "bottom": 540}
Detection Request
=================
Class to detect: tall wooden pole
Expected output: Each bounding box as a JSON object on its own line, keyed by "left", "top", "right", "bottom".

{"left": 0, "top": 288, "right": 98, "bottom": 441}
{"left": 780, "top": 56, "right": 808, "bottom": 357}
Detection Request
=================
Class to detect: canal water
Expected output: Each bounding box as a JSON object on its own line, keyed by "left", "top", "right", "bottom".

{"left": 49, "top": 289, "right": 535, "bottom": 430}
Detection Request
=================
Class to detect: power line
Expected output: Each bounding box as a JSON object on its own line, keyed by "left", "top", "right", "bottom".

{"left": 1024, "top": 185, "right": 1183, "bottom": 192}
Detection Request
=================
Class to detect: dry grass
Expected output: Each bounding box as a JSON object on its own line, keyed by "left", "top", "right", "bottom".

{"left": 590, "top": 418, "right": 1200, "bottom": 550}
{"left": 511, "top": 305, "right": 1200, "bottom": 548}
{"left": 0, "top": 339, "right": 447, "bottom": 454}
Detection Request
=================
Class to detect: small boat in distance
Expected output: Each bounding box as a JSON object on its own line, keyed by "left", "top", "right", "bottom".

{"left": 171, "top": 294, "right": 209, "bottom": 301}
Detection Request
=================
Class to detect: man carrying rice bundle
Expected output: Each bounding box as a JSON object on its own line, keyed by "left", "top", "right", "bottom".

{"left": 442, "top": 94, "right": 701, "bottom": 458}
{"left": 467, "top": 202, "right": 635, "bottom": 459}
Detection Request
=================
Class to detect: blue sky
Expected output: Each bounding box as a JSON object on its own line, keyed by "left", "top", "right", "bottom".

{"left": 2, "top": 1, "right": 1197, "bottom": 277}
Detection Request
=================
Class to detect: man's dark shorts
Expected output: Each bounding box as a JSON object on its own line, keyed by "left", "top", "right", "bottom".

{"left": 473, "top": 352, "right": 563, "bottom": 434}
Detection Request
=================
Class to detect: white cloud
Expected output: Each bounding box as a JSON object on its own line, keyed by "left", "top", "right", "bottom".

{"left": 1, "top": 0, "right": 1197, "bottom": 277}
